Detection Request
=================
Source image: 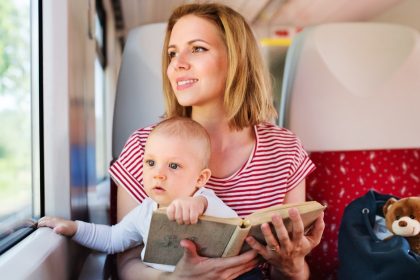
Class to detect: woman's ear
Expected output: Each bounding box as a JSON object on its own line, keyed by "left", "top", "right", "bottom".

{"left": 196, "top": 168, "right": 211, "bottom": 187}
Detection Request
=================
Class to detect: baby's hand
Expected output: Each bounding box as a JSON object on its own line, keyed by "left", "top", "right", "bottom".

{"left": 166, "top": 196, "right": 208, "bottom": 224}
{"left": 37, "top": 216, "right": 77, "bottom": 237}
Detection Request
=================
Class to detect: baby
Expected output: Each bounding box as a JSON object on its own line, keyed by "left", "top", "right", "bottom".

{"left": 38, "top": 117, "right": 237, "bottom": 272}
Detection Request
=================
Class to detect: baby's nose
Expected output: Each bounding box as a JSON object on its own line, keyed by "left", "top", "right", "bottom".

{"left": 153, "top": 174, "right": 166, "bottom": 180}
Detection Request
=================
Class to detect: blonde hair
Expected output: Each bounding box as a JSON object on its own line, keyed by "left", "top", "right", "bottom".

{"left": 148, "top": 117, "right": 211, "bottom": 167}
{"left": 162, "top": 3, "right": 277, "bottom": 130}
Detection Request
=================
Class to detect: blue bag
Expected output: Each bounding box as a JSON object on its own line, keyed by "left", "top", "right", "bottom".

{"left": 338, "top": 190, "right": 420, "bottom": 279}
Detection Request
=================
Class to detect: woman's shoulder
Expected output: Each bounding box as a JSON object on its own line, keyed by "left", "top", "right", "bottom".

{"left": 120, "top": 124, "right": 156, "bottom": 153}
{"left": 256, "top": 121, "right": 298, "bottom": 139}
{"left": 127, "top": 124, "right": 156, "bottom": 142}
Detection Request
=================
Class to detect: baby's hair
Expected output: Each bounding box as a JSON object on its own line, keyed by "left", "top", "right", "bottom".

{"left": 148, "top": 117, "right": 211, "bottom": 167}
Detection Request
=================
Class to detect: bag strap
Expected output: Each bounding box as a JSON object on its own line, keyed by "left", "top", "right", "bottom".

{"left": 361, "top": 207, "right": 381, "bottom": 242}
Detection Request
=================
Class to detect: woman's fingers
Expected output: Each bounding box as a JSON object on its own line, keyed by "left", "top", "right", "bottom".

{"left": 180, "top": 239, "right": 200, "bottom": 260}
{"left": 214, "top": 250, "right": 259, "bottom": 280}
{"left": 288, "top": 208, "right": 305, "bottom": 241}
{"left": 245, "top": 235, "right": 270, "bottom": 259}
{"left": 177, "top": 239, "right": 259, "bottom": 280}
{"left": 260, "top": 222, "right": 281, "bottom": 248}
{"left": 307, "top": 211, "right": 325, "bottom": 247}
{"left": 270, "top": 213, "right": 294, "bottom": 253}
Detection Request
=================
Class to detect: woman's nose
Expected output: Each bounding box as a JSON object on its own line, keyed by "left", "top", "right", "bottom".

{"left": 173, "top": 51, "right": 190, "bottom": 71}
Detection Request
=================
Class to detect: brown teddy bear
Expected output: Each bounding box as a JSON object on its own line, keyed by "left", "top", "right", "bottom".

{"left": 383, "top": 196, "right": 420, "bottom": 255}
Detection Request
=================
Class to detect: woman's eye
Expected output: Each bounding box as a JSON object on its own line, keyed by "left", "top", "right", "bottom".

{"left": 192, "top": 46, "right": 207, "bottom": 53}
{"left": 169, "top": 163, "right": 179, "bottom": 169}
{"left": 145, "top": 160, "right": 155, "bottom": 167}
{"left": 168, "top": 51, "right": 176, "bottom": 59}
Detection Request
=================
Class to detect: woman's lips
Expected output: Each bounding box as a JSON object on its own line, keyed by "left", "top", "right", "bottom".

{"left": 176, "top": 78, "right": 198, "bottom": 90}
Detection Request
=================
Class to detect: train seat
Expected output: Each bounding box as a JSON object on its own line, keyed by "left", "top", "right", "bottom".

{"left": 280, "top": 22, "right": 420, "bottom": 279}
{"left": 106, "top": 23, "right": 166, "bottom": 279}
{"left": 110, "top": 22, "right": 167, "bottom": 224}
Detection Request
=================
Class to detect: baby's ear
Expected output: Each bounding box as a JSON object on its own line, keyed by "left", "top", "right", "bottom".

{"left": 383, "top": 197, "right": 398, "bottom": 216}
{"left": 196, "top": 168, "right": 211, "bottom": 187}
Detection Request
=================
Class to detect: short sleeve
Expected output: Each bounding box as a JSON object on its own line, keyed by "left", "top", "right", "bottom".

{"left": 286, "top": 135, "right": 315, "bottom": 192}
{"left": 109, "top": 126, "right": 154, "bottom": 203}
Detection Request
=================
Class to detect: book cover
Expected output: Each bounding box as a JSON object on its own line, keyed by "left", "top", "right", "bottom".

{"left": 143, "top": 201, "right": 326, "bottom": 265}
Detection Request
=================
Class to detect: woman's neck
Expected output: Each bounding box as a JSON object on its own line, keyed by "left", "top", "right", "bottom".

{"left": 192, "top": 107, "right": 237, "bottom": 147}
{"left": 192, "top": 107, "right": 256, "bottom": 178}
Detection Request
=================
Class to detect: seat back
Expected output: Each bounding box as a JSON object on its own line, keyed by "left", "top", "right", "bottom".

{"left": 105, "top": 23, "right": 167, "bottom": 280}
{"left": 112, "top": 23, "right": 166, "bottom": 159}
{"left": 280, "top": 23, "right": 420, "bottom": 279}
{"left": 110, "top": 23, "right": 166, "bottom": 224}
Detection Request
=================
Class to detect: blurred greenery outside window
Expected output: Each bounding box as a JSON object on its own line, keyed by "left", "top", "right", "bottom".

{"left": 0, "top": 0, "right": 40, "bottom": 251}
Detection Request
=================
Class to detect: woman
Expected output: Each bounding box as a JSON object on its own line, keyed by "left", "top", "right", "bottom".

{"left": 110, "top": 3, "right": 325, "bottom": 279}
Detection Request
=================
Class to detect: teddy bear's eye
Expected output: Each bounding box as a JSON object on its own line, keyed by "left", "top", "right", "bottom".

{"left": 395, "top": 215, "right": 400, "bottom": 220}
{"left": 409, "top": 215, "right": 415, "bottom": 219}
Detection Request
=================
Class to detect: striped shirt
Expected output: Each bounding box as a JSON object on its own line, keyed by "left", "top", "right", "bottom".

{"left": 109, "top": 122, "right": 315, "bottom": 217}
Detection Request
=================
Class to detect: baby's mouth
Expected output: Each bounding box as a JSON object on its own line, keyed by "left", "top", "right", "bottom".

{"left": 153, "top": 186, "right": 166, "bottom": 192}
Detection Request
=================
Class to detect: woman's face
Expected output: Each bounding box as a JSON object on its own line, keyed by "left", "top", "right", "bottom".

{"left": 166, "top": 15, "right": 228, "bottom": 109}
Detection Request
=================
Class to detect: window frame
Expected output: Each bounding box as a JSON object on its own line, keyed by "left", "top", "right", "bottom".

{"left": 0, "top": 0, "right": 43, "bottom": 255}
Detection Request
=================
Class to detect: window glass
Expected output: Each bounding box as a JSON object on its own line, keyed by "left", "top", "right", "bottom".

{"left": 0, "top": 0, "right": 40, "bottom": 252}
{"left": 95, "top": 14, "right": 104, "bottom": 50}
{"left": 94, "top": 3, "right": 108, "bottom": 182}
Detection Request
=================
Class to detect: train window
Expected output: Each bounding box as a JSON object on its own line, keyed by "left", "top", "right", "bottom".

{"left": 94, "top": 2, "right": 107, "bottom": 182}
{"left": 0, "top": 0, "right": 40, "bottom": 253}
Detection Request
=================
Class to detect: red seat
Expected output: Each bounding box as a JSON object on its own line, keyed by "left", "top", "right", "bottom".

{"left": 305, "top": 149, "right": 420, "bottom": 279}
{"left": 279, "top": 23, "right": 420, "bottom": 279}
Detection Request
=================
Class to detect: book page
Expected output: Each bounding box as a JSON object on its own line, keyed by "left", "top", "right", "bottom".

{"left": 240, "top": 201, "right": 326, "bottom": 253}
{"left": 246, "top": 201, "right": 325, "bottom": 225}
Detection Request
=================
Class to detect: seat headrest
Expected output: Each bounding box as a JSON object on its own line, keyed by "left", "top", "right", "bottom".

{"left": 112, "top": 23, "right": 167, "bottom": 158}
{"left": 280, "top": 23, "right": 420, "bottom": 151}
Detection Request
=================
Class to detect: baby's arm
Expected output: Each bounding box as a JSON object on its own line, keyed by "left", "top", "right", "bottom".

{"left": 166, "top": 195, "right": 208, "bottom": 225}
{"left": 37, "top": 216, "right": 77, "bottom": 236}
{"left": 38, "top": 206, "right": 144, "bottom": 254}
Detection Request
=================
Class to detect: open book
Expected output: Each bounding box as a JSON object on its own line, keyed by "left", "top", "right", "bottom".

{"left": 143, "top": 201, "right": 326, "bottom": 265}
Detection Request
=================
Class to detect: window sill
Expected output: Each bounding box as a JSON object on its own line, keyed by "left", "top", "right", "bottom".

{"left": 0, "top": 228, "right": 68, "bottom": 279}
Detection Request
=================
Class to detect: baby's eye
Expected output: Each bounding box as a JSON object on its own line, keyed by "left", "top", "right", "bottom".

{"left": 169, "top": 163, "right": 179, "bottom": 170}
{"left": 192, "top": 46, "right": 207, "bottom": 53}
{"left": 145, "top": 160, "right": 155, "bottom": 167}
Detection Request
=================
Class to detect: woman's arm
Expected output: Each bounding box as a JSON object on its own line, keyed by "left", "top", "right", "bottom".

{"left": 246, "top": 180, "right": 325, "bottom": 280}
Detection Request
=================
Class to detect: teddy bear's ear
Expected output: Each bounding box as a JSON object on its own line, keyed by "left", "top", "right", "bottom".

{"left": 383, "top": 197, "right": 398, "bottom": 215}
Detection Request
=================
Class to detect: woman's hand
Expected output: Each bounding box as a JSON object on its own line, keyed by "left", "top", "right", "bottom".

{"left": 118, "top": 239, "right": 259, "bottom": 280}
{"left": 246, "top": 208, "right": 325, "bottom": 280}
{"left": 170, "top": 239, "right": 259, "bottom": 280}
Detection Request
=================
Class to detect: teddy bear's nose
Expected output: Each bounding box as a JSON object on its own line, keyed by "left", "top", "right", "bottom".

{"left": 398, "top": 220, "right": 407, "bottom": 227}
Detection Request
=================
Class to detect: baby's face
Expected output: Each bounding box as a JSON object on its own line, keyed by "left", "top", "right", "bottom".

{"left": 142, "top": 133, "right": 206, "bottom": 207}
